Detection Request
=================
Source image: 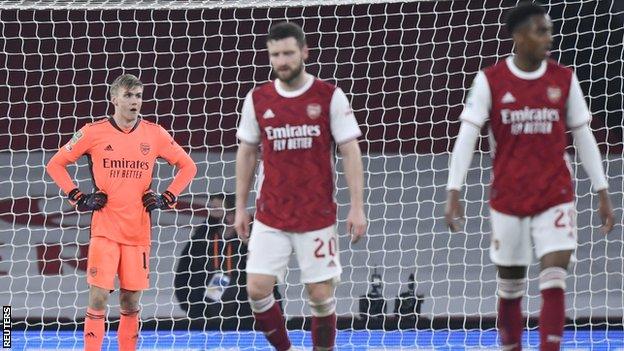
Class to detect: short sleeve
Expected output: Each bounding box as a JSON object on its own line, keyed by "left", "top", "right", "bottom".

{"left": 236, "top": 91, "right": 261, "bottom": 145}
{"left": 330, "top": 88, "right": 362, "bottom": 144}
{"left": 60, "top": 125, "right": 93, "bottom": 162}
{"left": 566, "top": 73, "right": 592, "bottom": 129}
{"left": 157, "top": 126, "right": 187, "bottom": 165}
{"left": 459, "top": 71, "right": 491, "bottom": 128}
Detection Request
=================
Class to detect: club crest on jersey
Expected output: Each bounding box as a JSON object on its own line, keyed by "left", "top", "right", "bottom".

{"left": 140, "top": 142, "right": 150, "bottom": 155}
{"left": 306, "top": 103, "right": 322, "bottom": 119}
{"left": 547, "top": 86, "right": 562, "bottom": 103}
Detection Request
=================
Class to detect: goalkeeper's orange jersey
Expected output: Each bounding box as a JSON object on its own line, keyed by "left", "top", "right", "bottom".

{"left": 46, "top": 117, "right": 197, "bottom": 246}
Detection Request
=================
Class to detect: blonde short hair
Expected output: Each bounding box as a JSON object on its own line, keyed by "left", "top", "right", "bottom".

{"left": 109, "top": 74, "right": 143, "bottom": 99}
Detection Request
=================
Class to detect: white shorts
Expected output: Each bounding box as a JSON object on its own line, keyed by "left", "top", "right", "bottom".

{"left": 246, "top": 220, "right": 342, "bottom": 284}
{"left": 490, "top": 202, "right": 577, "bottom": 266}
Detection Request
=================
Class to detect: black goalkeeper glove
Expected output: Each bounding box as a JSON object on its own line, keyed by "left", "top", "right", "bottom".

{"left": 142, "top": 190, "right": 176, "bottom": 212}
{"left": 68, "top": 188, "right": 108, "bottom": 212}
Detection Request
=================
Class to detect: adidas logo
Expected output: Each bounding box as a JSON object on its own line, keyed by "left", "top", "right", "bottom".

{"left": 85, "top": 332, "right": 96, "bottom": 338}
{"left": 104, "top": 145, "right": 114, "bottom": 151}
{"left": 263, "top": 109, "right": 275, "bottom": 119}
{"left": 327, "top": 260, "right": 336, "bottom": 268}
{"left": 501, "top": 92, "right": 516, "bottom": 103}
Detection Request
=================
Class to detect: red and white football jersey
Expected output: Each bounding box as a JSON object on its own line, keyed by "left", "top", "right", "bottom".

{"left": 460, "top": 57, "right": 592, "bottom": 216}
{"left": 237, "top": 75, "right": 361, "bottom": 231}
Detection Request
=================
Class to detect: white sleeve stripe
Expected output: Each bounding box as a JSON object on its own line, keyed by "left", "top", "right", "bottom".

{"left": 330, "top": 88, "right": 361, "bottom": 143}
{"left": 237, "top": 90, "right": 261, "bottom": 145}
{"left": 566, "top": 73, "right": 592, "bottom": 128}
{"left": 459, "top": 71, "right": 491, "bottom": 128}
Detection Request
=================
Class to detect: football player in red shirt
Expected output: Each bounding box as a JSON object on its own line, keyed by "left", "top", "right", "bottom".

{"left": 445, "top": 3, "right": 614, "bottom": 350}
{"left": 235, "top": 22, "right": 367, "bottom": 351}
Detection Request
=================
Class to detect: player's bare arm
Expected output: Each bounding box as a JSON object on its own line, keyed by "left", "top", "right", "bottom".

{"left": 338, "top": 139, "right": 367, "bottom": 243}
{"left": 234, "top": 142, "right": 258, "bottom": 241}
{"left": 597, "top": 189, "right": 614, "bottom": 234}
{"left": 445, "top": 189, "right": 465, "bottom": 233}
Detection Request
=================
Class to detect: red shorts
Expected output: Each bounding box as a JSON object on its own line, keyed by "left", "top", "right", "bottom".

{"left": 87, "top": 236, "right": 150, "bottom": 291}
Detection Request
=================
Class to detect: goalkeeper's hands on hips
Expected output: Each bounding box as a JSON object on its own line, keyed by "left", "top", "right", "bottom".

{"left": 142, "top": 190, "right": 176, "bottom": 212}
{"left": 68, "top": 188, "right": 107, "bottom": 212}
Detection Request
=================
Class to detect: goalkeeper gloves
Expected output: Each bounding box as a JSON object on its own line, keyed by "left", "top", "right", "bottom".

{"left": 142, "top": 190, "right": 176, "bottom": 212}
{"left": 68, "top": 188, "right": 107, "bottom": 212}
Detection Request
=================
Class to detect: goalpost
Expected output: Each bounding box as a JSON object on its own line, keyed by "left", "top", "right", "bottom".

{"left": 0, "top": 0, "right": 622, "bottom": 349}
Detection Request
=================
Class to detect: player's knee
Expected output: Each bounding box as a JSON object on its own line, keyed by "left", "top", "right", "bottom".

{"left": 119, "top": 301, "right": 139, "bottom": 313}
{"left": 249, "top": 293, "right": 275, "bottom": 313}
{"left": 539, "top": 266, "right": 567, "bottom": 290}
{"left": 88, "top": 286, "right": 110, "bottom": 310}
{"left": 308, "top": 297, "right": 336, "bottom": 317}
{"left": 89, "top": 296, "right": 107, "bottom": 310}
{"left": 89, "top": 300, "right": 107, "bottom": 311}
{"left": 247, "top": 284, "right": 273, "bottom": 301}
{"left": 246, "top": 276, "right": 274, "bottom": 300}
{"left": 119, "top": 290, "right": 140, "bottom": 312}
{"left": 305, "top": 279, "right": 334, "bottom": 303}
{"left": 497, "top": 277, "right": 526, "bottom": 299}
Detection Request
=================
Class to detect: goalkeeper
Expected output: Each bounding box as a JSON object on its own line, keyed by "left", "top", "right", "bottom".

{"left": 46, "top": 74, "right": 196, "bottom": 351}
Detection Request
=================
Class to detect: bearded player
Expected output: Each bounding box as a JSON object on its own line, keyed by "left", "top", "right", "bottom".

{"left": 235, "top": 22, "right": 367, "bottom": 351}
{"left": 445, "top": 3, "right": 614, "bottom": 350}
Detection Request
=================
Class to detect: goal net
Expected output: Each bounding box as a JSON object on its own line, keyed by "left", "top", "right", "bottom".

{"left": 0, "top": 0, "right": 622, "bottom": 349}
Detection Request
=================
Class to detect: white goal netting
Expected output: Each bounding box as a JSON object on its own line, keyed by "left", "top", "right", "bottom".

{"left": 0, "top": 0, "right": 622, "bottom": 349}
